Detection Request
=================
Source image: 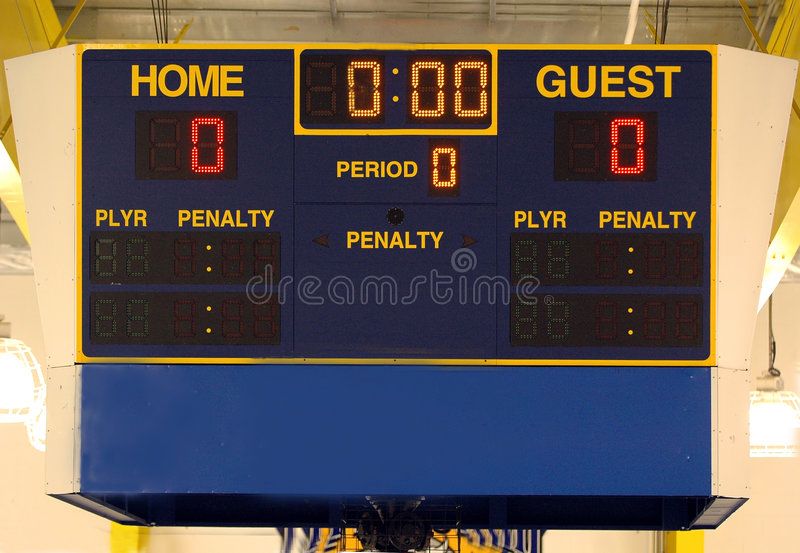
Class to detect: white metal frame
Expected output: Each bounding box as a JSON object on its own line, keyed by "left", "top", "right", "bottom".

{"left": 5, "top": 44, "right": 798, "bottom": 499}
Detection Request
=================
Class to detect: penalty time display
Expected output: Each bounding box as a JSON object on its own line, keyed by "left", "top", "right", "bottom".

{"left": 77, "top": 45, "right": 715, "bottom": 365}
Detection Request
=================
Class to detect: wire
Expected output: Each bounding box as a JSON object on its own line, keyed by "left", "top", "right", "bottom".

{"left": 157, "top": 0, "right": 164, "bottom": 43}
{"left": 161, "top": 0, "right": 168, "bottom": 43}
{"left": 150, "top": 0, "right": 170, "bottom": 44}
{"left": 769, "top": 294, "right": 781, "bottom": 377}
{"left": 655, "top": 0, "right": 660, "bottom": 44}
{"left": 150, "top": 0, "right": 160, "bottom": 43}
{"left": 659, "top": 0, "right": 671, "bottom": 44}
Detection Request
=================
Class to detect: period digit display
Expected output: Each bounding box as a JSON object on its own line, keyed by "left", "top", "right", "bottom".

{"left": 79, "top": 46, "right": 714, "bottom": 364}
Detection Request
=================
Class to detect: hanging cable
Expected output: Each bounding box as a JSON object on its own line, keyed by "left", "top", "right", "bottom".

{"left": 150, "top": 0, "right": 161, "bottom": 43}
{"left": 655, "top": 0, "right": 660, "bottom": 43}
{"left": 659, "top": 0, "right": 671, "bottom": 44}
{"left": 150, "top": 0, "right": 170, "bottom": 44}
{"left": 162, "top": 0, "right": 169, "bottom": 43}
{"left": 158, "top": 0, "right": 165, "bottom": 43}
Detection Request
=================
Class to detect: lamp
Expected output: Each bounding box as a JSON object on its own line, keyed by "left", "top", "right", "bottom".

{"left": 749, "top": 296, "right": 800, "bottom": 457}
{"left": 0, "top": 315, "right": 46, "bottom": 451}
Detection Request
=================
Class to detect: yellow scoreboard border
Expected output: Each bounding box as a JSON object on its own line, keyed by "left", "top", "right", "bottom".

{"left": 74, "top": 43, "right": 717, "bottom": 367}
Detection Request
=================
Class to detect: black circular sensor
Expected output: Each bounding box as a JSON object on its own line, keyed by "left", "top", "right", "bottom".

{"left": 387, "top": 207, "right": 405, "bottom": 226}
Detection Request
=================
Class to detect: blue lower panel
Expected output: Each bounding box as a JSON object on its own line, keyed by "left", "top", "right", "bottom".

{"left": 80, "top": 364, "right": 710, "bottom": 498}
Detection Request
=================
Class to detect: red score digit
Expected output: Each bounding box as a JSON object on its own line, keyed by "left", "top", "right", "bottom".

{"left": 610, "top": 117, "right": 646, "bottom": 175}
{"left": 190, "top": 117, "right": 225, "bottom": 174}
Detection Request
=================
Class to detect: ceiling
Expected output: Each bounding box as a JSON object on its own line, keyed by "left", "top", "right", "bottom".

{"left": 50, "top": 0, "right": 777, "bottom": 45}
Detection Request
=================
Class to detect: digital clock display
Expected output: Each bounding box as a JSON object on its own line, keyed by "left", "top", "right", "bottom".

{"left": 299, "top": 51, "right": 492, "bottom": 128}
{"left": 301, "top": 55, "right": 386, "bottom": 125}
{"left": 406, "top": 55, "right": 492, "bottom": 125}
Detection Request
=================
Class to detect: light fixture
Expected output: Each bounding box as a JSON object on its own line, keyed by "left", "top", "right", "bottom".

{"left": 0, "top": 315, "right": 46, "bottom": 451}
{"left": 749, "top": 296, "right": 800, "bottom": 458}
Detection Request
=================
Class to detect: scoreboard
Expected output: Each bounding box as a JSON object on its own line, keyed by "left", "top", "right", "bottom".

{"left": 78, "top": 45, "right": 714, "bottom": 365}
{"left": 13, "top": 41, "right": 798, "bottom": 531}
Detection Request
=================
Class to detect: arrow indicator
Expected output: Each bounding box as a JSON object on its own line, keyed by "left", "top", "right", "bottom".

{"left": 312, "top": 234, "right": 329, "bottom": 248}
{"left": 462, "top": 234, "right": 478, "bottom": 248}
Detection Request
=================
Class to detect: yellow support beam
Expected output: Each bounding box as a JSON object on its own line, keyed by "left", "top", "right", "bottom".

{"left": 737, "top": 0, "right": 800, "bottom": 119}
{"left": 0, "top": 141, "right": 28, "bottom": 241}
{"left": 49, "top": 0, "right": 85, "bottom": 49}
{"left": 758, "top": 0, "right": 800, "bottom": 306}
{"left": 0, "top": 0, "right": 64, "bottom": 162}
{"left": 665, "top": 530, "right": 704, "bottom": 553}
{"left": 173, "top": 18, "right": 194, "bottom": 44}
{"left": 0, "top": 0, "right": 65, "bottom": 244}
{"left": 738, "top": 0, "right": 768, "bottom": 52}
{"left": 110, "top": 523, "right": 149, "bottom": 553}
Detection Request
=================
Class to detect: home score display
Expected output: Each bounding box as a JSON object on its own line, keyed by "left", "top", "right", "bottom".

{"left": 79, "top": 45, "right": 714, "bottom": 364}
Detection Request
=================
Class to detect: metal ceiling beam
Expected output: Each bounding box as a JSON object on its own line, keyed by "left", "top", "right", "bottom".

{"left": 52, "top": 0, "right": 765, "bottom": 8}
{"left": 56, "top": 5, "right": 762, "bottom": 45}
{"left": 50, "top": 0, "right": 85, "bottom": 47}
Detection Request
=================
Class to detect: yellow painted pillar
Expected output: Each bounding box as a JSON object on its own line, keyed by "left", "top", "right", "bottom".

{"left": 110, "top": 523, "right": 149, "bottom": 553}
{"left": 0, "top": 141, "right": 27, "bottom": 239}
{"left": 0, "top": 0, "right": 65, "bottom": 242}
{"left": 665, "top": 530, "right": 704, "bottom": 553}
{"left": 759, "top": 1, "right": 800, "bottom": 306}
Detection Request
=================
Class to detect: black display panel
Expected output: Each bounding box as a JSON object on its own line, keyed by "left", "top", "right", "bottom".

{"left": 300, "top": 55, "right": 386, "bottom": 125}
{"left": 510, "top": 294, "right": 703, "bottom": 348}
{"left": 90, "top": 232, "right": 280, "bottom": 284}
{"left": 510, "top": 233, "right": 702, "bottom": 287}
{"left": 554, "top": 112, "right": 657, "bottom": 181}
{"left": 90, "top": 292, "right": 280, "bottom": 345}
{"left": 135, "top": 111, "right": 238, "bottom": 179}
{"left": 406, "top": 55, "right": 492, "bottom": 126}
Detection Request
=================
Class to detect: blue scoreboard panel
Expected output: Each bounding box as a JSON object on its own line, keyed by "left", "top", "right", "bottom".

{"left": 78, "top": 45, "right": 714, "bottom": 365}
